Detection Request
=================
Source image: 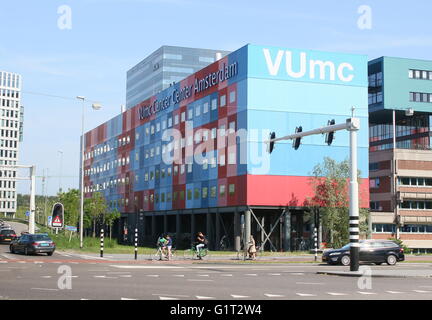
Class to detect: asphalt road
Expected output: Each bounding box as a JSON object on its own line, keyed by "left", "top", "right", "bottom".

{"left": 1, "top": 221, "right": 431, "bottom": 300}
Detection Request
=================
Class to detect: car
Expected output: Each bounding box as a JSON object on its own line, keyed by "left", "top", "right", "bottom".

{"left": 0, "top": 229, "right": 17, "bottom": 244}
{"left": 9, "top": 233, "right": 56, "bottom": 256}
{"left": 322, "top": 240, "right": 405, "bottom": 266}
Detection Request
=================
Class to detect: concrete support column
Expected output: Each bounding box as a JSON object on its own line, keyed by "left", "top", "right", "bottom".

{"left": 234, "top": 210, "right": 241, "bottom": 252}
{"left": 215, "top": 211, "right": 221, "bottom": 250}
{"left": 151, "top": 214, "right": 156, "bottom": 240}
{"left": 163, "top": 214, "right": 168, "bottom": 234}
{"left": 176, "top": 213, "right": 181, "bottom": 245}
{"left": 191, "top": 214, "right": 196, "bottom": 246}
{"left": 260, "top": 216, "right": 265, "bottom": 250}
{"left": 283, "top": 210, "right": 291, "bottom": 252}
{"left": 244, "top": 209, "right": 251, "bottom": 253}
{"left": 206, "top": 212, "right": 212, "bottom": 250}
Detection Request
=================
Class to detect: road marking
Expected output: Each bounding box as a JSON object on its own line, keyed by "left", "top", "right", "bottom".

{"left": 413, "top": 290, "right": 431, "bottom": 293}
{"left": 245, "top": 274, "right": 258, "bottom": 276}
{"left": 327, "top": 292, "right": 348, "bottom": 296}
{"left": 159, "top": 296, "right": 179, "bottom": 300}
{"left": 41, "top": 276, "right": 52, "bottom": 279}
{"left": 296, "top": 282, "right": 324, "bottom": 285}
{"left": 121, "top": 297, "right": 137, "bottom": 300}
{"left": 386, "top": 291, "right": 404, "bottom": 294}
{"left": 31, "top": 288, "right": 59, "bottom": 291}
{"left": 198, "top": 274, "right": 209, "bottom": 277}
{"left": 110, "top": 265, "right": 184, "bottom": 269}
{"left": 187, "top": 279, "right": 214, "bottom": 282}
{"left": 196, "top": 296, "right": 215, "bottom": 299}
{"left": 152, "top": 294, "right": 189, "bottom": 298}
{"left": 119, "top": 275, "right": 132, "bottom": 278}
{"left": 264, "top": 294, "right": 285, "bottom": 298}
{"left": 173, "top": 275, "right": 185, "bottom": 277}
{"left": 146, "top": 275, "right": 159, "bottom": 278}
{"left": 231, "top": 295, "right": 250, "bottom": 299}
{"left": 290, "top": 273, "right": 304, "bottom": 275}
{"left": 221, "top": 274, "right": 233, "bottom": 277}
{"left": 269, "top": 273, "right": 281, "bottom": 276}
{"left": 357, "top": 291, "right": 376, "bottom": 295}
{"left": 34, "top": 261, "right": 44, "bottom": 264}
{"left": 296, "top": 293, "right": 316, "bottom": 297}
{"left": 94, "top": 275, "right": 117, "bottom": 279}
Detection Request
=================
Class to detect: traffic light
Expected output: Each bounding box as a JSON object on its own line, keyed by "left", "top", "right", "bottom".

{"left": 51, "top": 203, "right": 64, "bottom": 228}
{"left": 293, "top": 126, "right": 302, "bottom": 150}
{"left": 325, "top": 119, "right": 336, "bottom": 145}
{"left": 268, "top": 132, "right": 276, "bottom": 153}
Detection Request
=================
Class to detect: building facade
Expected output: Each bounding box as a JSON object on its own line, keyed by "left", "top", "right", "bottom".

{"left": 369, "top": 57, "right": 432, "bottom": 252}
{"left": 126, "top": 46, "right": 231, "bottom": 109}
{"left": 0, "top": 71, "right": 23, "bottom": 217}
{"left": 84, "top": 44, "right": 369, "bottom": 250}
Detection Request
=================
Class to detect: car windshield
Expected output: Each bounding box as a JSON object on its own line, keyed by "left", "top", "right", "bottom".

{"left": 31, "top": 235, "right": 51, "bottom": 241}
{"left": 340, "top": 244, "right": 351, "bottom": 250}
{"left": 1, "top": 230, "right": 15, "bottom": 235}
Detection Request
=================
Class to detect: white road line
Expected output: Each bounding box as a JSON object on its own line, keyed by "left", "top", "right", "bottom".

{"left": 290, "top": 273, "right": 305, "bottom": 275}
{"left": 245, "top": 274, "right": 258, "bottom": 276}
{"left": 269, "top": 273, "right": 281, "bottom": 276}
{"left": 173, "top": 275, "right": 185, "bottom": 277}
{"left": 41, "top": 276, "right": 52, "bottom": 279}
{"left": 196, "top": 296, "right": 215, "bottom": 300}
{"left": 110, "top": 265, "right": 184, "bottom": 269}
{"left": 386, "top": 291, "right": 404, "bottom": 294}
{"left": 94, "top": 275, "right": 118, "bottom": 279}
{"left": 357, "top": 291, "right": 376, "bottom": 295}
{"left": 187, "top": 279, "right": 214, "bottom": 282}
{"left": 152, "top": 294, "right": 189, "bottom": 298}
{"left": 159, "top": 296, "right": 179, "bottom": 300}
{"left": 231, "top": 295, "right": 250, "bottom": 299}
{"left": 327, "top": 292, "right": 348, "bottom": 296}
{"left": 121, "top": 297, "right": 137, "bottom": 300}
{"left": 413, "top": 290, "right": 431, "bottom": 293}
{"left": 296, "top": 282, "right": 324, "bottom": 285}
{"left": 264, "top": 294, "right": 285, "bottom": 298}
{"left": 221, "top": 274, "right": 233, "bottom": 277}
{"left": 31, "top": 288, "right": 59, "bottom": 291}
{"left": 119, "top": 275, "right": 132, "bottom": 278}
{"left": 296, "top": 293, "right": 316, "bottom": 297}
{"left": 198, "top": 274, "right": 209, "bottom": 277}
{"left": 146, "top": 275, "right": 160, "bottom": 278}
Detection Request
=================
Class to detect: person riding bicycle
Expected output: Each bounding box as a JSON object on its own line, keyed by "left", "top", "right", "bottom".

{"left": 194, "top": 232, "right": 208, "bottom": 260}
{"left": 157, "top": 234, "right": 168, "bottom": 260}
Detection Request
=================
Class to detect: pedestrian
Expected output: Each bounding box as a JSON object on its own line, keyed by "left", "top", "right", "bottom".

{"left": 248, "top": 235, "right": 257, "bottom": 260}
{"left": 165, "top": 234, "right": 173, "bottom": 260}
{"left": 195, "top": 232, "right": 208, "bottom": 259}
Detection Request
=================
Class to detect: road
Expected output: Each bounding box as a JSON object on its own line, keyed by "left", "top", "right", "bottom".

{"left": 1, "top": 221, "right": 432, "bottom": 300}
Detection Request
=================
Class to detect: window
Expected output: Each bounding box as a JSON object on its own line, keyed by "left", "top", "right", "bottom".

{"left": 211, "top": 98, "right": 217, "bottom": 110}
{"left": 370, "top": 178, "right": 380, "bottom": 188}
{"left": 202, "top": 187, "right": 208, "bottom": 199}
{"left": 219, "top": 185, "right": 226, "bottom": 197}
{"left": 194, "top": 188, "right": 200, "bottom": 199}
{"left": 210, "top": 186, "right": 217, "bottom": 198}
{"left": 229, "top": 90, "right": 236, "bottom": 103}
{"left": 203, "top": 102, "right": 209, "bottom": 114}
{"left": 369, "top": 162, "right": 379, "bottom": 171}
{"left": 187, "top": 189, "right": 192, "bottom": 200}
{"left": 181, "top": 112, "right": 185, "bottom": 122}
{"left": 229, "top": 184, "right": 235, "bottom": 195}
{"left": 220, "top": 95, "right": 226, "bottom": 107}
{"left": 195, "top": 105, "right": 201, "bottom": 116}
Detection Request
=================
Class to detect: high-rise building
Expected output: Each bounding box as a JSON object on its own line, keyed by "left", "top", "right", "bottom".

{"left": 84, "top": 44, "right": 369, "bottom": 250}
{"left": 126, "top": 46, "right": 231, "bottom": 109}
{"left": 0, "top": 71, "right": 23, "bottom": 218}
{"left": 368, "top": 57, "right": 432, "bottom": 252}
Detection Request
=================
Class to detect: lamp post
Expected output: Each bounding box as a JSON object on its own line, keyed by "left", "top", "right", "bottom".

{"left": 77, "top": 96, "right": 101, "bottom": 249}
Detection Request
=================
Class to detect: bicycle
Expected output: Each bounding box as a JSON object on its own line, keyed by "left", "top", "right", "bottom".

{"left": 219, "top": 235, "right": 230, "bottom": 251}
{"left": 183, "top": 245, "right": 209, "bottom": 260}
{"left": 151, "top": 246, "right": 176, "bottom": 261}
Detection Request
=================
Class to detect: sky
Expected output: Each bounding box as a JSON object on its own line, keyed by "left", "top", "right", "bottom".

{"left": 1, "top": 0, "right": 431, "bottom": 196}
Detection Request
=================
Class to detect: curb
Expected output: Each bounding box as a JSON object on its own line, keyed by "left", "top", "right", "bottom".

{"left": 317, "top": 271, "right": 432, "bottom": 279}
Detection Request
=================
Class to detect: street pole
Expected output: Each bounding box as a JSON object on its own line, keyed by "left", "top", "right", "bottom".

{"left": 134, "top": 228, "right": 138, "bottom": 260}
{"left": 313, "top": 227, "right": 318, "bottom": 262}
{"left": 348, "top": 118, "right": 360, "bottom": 272}
{"left": 100, "top": 229, "right": 104, "bottom": 258}
{"left": 29, "top": 165, "right": 36, "bottom": 234}
{"left": 78, "top": 96, "right": 85, "bottom": 250}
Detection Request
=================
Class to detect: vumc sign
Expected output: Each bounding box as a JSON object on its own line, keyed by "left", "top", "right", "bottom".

{"left": 248, "top": 45, "right": 367, "bottom": 87}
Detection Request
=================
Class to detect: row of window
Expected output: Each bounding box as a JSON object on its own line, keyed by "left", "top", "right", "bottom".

{"left": 0, "top": 180, "right": 16, "bottom": 189}
{"left": 107, "top": 184, "right": 237, "bottom": 208}
{"left": 0, "top": 149, "right": 18, "bottom": 159}
{"left": 368, "top": 91, "right": 383, "bottom": 105}
{"left": 409, "top": 91, "right": 432, "bottom": 103}
{"left": 0, "top": 98, "right": 20, "bottom": 108}
{"left": 0, "top": 190, "right": 15, "bottom": 199}
{"left": 409, "top": 69, "right": 432, "bottom": 80}
{"left": 400, "top": 200, "right": 432, "bottom": 210}
{"left": 0, "top": 160, "right": 17, "bottom": 166}
{"left": 0, "top": 139, "right": 17, "bottom": 149}
{"left": 1, "top": 109, "right": 20, "bottom": 118}
{"left": 0, "top": 200, "right": 15, "bottom": 210}
{"left": 0, "top": 72, "right": 20, "bottom": 89}
{"left": 0, "top": 119, "right": 19, "bottom": 129}
{"left": 398, "top": 177, "right": 432, "bottom": 187}
{"left": 86, "top": 91, "right": 237, "bottom": 161}
{"left": 0, "top": 129, "right": 18, "bottom": 139}
{"left": 0, "top": 170, "right": 16, "bottom": 178}
{"left": 373, "top": 223, "right": 432, "bottom": 233}
{"left": 368, "top": 72, "right": 383, "bottom": 87}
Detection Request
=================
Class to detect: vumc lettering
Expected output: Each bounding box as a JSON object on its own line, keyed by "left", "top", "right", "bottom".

{"left": 263, "top": 48, "right": 354, "bottom": 82}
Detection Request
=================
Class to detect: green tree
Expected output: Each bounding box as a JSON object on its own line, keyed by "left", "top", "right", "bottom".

{"left": 85, "top": 192, "right": 108, "bottom": 237}
{"left": 307, "top": 157, "right": 369, "bottom": 248}
{"left": 104, "top": 208, "right": 121, "bottom": 239}
{"left": 58, "top": 189, "right": 80, "bottom": 227}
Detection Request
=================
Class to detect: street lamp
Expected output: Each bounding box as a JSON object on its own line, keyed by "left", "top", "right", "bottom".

{"left": 58, "top": 150, "right": 63, "bottom": 194}
{"left": 77, "top": 96, "right": 102, "bottom": 249}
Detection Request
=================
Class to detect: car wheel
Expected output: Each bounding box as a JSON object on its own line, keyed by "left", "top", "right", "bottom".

{"left": 47, "top": 252, "right": 53, "bottom": 256}
{"left": 374, "top": 262, "right": 383, "bottom": 265}
{"left": 340, "top": 255, "right": 351, "bottom": 266}
{"left": 386, "top": 254, "right": 397, "bottom": 266}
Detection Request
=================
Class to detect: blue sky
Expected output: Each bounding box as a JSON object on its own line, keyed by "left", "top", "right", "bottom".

{"left": 1, "top": 0, "right": 431, "bottom": 195}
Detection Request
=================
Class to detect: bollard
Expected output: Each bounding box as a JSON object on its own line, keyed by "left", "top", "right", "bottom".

{"left": 314, "top": 227, "right": 318, "bottom": 262}
{"left": 100, "top": 229, "right": 104, "bottom": 258}
{"left": 134, "top": 228, "right": 138, "bottom": 260}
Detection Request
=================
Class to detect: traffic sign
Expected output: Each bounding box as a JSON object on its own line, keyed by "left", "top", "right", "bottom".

{"left": 47, "top": 216, "right": 52, "bottom": 226}
{"left": 65, "top": 226, "right": 77, "bottom": 232}
{"left": 25, "top": 211, "right": 30, "bottom": 217}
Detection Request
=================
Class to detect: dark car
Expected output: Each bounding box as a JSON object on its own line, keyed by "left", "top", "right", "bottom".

{"left": 322, "top": 240, "right": 405, "bottom": 266}
{"left": 10, "top": 233, "right": 56, "bottom": 256}
{"left": 0, "top": 229, "right": 17, "bottom": 243}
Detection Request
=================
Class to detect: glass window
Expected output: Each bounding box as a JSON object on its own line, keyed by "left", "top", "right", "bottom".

{"left": 219, "top": 185, "right": 226, "bottom": 197}
{"left": 220, "top": 95, "right": 226, "bottom": 107}
{"left": 408, "top": 70, "right": 414, "bottom": 79}
{"left": 203, "top": 102, "right": 209, "bottom": 114}
{"left": 211, "top": 98, "right": 217, "bottom": 110}
{"left": 210, "top": 186, "right": 217, "bottom": 198}
{"left": 229, "top": 90, "right": 236, "bottom": 103}
{"left": 194, "top": 188, "right": 200, "bottom": 199}
{"left": 229, "top": 184, "right": 235, "bottom": 195}
{"left": 195, "top": 105, "right": 201, "bottom": 116}
{"left": 202, "top": 187, "right": 208, "bottom": 199}
{"left": 187, "top": 189, "right": 192, "bottom": 200}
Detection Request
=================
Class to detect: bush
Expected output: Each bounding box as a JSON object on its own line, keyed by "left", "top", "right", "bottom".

{"left": 388, "top": 238, "right": 412, "bottom": 254}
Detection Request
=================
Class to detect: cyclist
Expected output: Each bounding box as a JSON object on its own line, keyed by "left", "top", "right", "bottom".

{"left": 156, "top": 234, "right": 168, "bottom": 260}
{"left": 194, "top": 232, "right": 208, "bottom": 260}
{"left": 165, "top": 234, "right": 173, "bottom": 260}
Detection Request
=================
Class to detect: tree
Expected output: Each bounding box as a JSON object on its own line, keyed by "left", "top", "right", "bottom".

{"left": 85, "top": 192, "right": 109, "bottom": 237}
{"left": 58, "top": 189, "right": 80, "bottom": 227}
{"left": 104, "top": 209, "right": 121, "bottom": 239}
{"left": 307, "top": 157, "right": 369, "bottom": 248}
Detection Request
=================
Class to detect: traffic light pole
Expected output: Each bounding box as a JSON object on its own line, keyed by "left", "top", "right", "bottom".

{"left": 266, "top": 117, "right": 361, "bottom": 272}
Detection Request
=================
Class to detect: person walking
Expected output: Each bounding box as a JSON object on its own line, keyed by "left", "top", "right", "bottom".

{"left": 248, "top": 235, "right": 257, "bottom": 260}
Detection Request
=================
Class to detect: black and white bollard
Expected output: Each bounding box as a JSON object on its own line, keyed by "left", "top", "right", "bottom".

{"left": 134, "top": 228, "right": 138, "bottom": 260}
{"left": 100, "top": 229, "right": 104, "bottom": 258}
{"left": 314, "top": 227, "right": 318, "bottom": 262}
